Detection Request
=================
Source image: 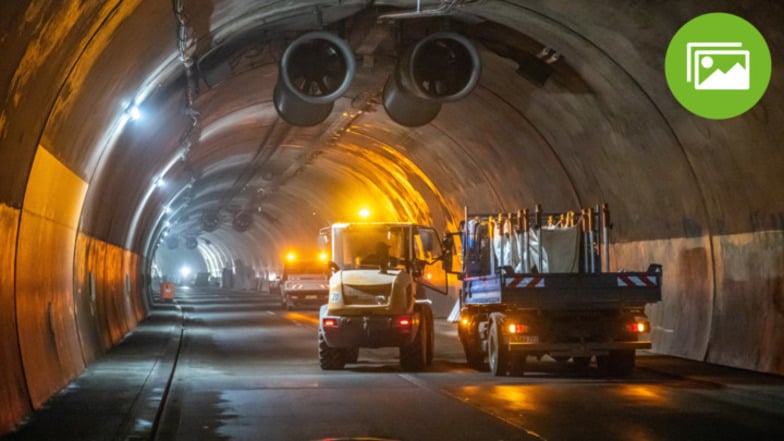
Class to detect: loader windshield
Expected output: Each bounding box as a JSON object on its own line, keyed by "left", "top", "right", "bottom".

{"left": 332, "top": 224, "right": 410, "bottom": 270}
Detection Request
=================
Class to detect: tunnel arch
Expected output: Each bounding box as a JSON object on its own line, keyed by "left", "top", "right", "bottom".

{"left": 1, "top": 0, "right": 783, "bottom": 435}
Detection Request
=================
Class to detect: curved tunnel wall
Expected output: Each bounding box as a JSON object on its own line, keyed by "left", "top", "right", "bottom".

{"left": 1, "top": 0, "right": 783, "bottom": 435}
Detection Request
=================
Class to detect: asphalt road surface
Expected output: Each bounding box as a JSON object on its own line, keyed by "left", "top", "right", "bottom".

{"left": 6, "top": 287, "right": 784, "bottom": 441}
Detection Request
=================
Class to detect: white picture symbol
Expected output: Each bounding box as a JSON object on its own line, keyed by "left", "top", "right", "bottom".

{"left": 686, "top": 42, "right": 750, "bottom": 90}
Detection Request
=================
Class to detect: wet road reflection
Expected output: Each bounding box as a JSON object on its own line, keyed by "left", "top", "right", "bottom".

{"left": 154, "top": 289, "right": 784, "bottom": 441}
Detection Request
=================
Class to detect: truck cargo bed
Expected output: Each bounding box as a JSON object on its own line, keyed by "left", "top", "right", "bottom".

{"left": 463, "top": 271, "right": 661, "bottom": 310}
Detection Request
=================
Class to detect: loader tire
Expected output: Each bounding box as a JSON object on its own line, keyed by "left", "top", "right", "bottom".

{"left": 423, "top": 305, "right": 434, "bottom": 366}
{"left": 318, "top": 330, "right": 346, "bottom": 370}
{"left": 400, "top": 313, "right": 428, "bottom": 371}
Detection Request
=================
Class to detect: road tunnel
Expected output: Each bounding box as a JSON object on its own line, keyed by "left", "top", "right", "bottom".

{"left": 1, "top": 0, "right": 783, "bottom": 434}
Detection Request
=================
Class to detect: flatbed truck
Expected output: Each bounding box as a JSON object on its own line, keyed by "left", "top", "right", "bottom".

{"left": 445, "top": 204, "right": 662, "bottom": 377}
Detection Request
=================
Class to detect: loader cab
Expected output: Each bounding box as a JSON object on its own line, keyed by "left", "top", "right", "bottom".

{"left": 322, "top": 222, "right": 445, "bottom": 280}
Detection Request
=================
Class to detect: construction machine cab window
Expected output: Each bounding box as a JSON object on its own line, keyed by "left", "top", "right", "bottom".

{"left": 334, "top": 224, "right": 408, "bottom": 270}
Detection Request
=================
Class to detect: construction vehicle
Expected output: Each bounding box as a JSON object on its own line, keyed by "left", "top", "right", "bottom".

{"left": 444, "top": 204, "right": 662, "bottom": 377}
{"left": 317, "top": 222, "right": 446, "bottom": 371}
{"left": 280, "top": 251, "right": 330, "bottom": 310}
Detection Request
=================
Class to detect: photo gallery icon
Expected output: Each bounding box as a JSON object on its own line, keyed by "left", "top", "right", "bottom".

{"left": 686, "top": 42, "right": 750, "bottom": 90}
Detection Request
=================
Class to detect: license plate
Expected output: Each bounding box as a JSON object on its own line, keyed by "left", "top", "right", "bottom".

{"left": 511, "top": 335, "right": 540, "bottom": 344}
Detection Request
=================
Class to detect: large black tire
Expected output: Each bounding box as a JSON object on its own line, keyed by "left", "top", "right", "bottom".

{"left": 400, "top": 313, "right": 428, "bottom": 371}
{"left": 488, "top": 320, "right": 509, "bottom": 377}
{"left": 423, "top": 305, "right": 434, "bottom": 366}
{"left": 464, "top": 343, "right": 486, "bottom": 371}
{"left": 318, "top": 331, "right": 346, "bottom": 370}
{"left": 597, "top": 350, "right": 635, "bottom": 377}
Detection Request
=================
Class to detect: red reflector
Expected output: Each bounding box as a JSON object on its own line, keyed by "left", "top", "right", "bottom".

{"left": 397, "top": 317, "right": 412, "bottom": 327}
{"left": 323, "top": 318, "right": 338, "bottom": 328}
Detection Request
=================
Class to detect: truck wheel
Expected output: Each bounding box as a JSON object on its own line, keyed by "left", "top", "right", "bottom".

{"left": 400, "top": 314, "right": 427, "bottom": 371}
{"left": 489, "top": 320, "right": 509, "bottom": 377}
{"left": 318, "top": 331, "right": 346, "bottom": 370}
{"left": 597, "top": 350, "right": 635, "bottom": 377}
{"left": 423, "top": 305, "right": 434, "bottom": 366}
{"left": 463, "top": 343, "right": 486, "bottom": 371}
{"left": 346, "top": 347, "right": 359, "bottom": 363}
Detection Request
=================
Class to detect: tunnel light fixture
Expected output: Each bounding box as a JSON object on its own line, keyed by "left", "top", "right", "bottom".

{"left": 155, "top": 177, "right": 165, "bottom": 188}
{"left": 128, "top": 106, "right": 142, "bottom": 121}
{"left": 358, "top": 208, "right": 371, "bottom": 219}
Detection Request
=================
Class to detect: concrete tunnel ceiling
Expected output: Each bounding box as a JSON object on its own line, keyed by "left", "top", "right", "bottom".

{"left": 1, "top": 0, "right": 784, "bottom": 432}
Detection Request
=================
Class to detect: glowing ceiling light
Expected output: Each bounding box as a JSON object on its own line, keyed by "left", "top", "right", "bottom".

{"left": 358, "top": 208, "right": 371, "bottom": 219}
{"left": 129, "top": 106, "right": 142, "bottom": 121}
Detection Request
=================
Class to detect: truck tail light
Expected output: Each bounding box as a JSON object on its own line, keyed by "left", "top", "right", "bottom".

{"left": 626, "top": 320, "right": 649, "bottom": 333}
{"left": 323, "top": 318, "right": 338, "bottom": 328}
{"left": 508, "top": 323, "right": 530, "bottom": 334}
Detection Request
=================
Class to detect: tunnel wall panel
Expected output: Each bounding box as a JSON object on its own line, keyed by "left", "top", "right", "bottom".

{"left": 0, "top": 205, "right": 31, "bottom": 433}
{"left": 614, "top": 232, "right": 784, "bottom": 375}
{"left": 75, "top": 236, "right": 146, "bottom": 355}
{"left": 73, "top": 234, "right": 105, "bottom": 364}
{"left": 124, "top": 252, "right": 148, "bottom": 323}
{"left": 709, "top": 231, "right": 784, "bottom": 374}
{"left": 612, "top": 236, "right": 714, "bottom": 363}
{"left": 91, "top": 239, "right": 114, "bottom": 351}
{"left": 104, "top": 244, "right": 131, "bottom": 342}
{"left": 17, "top": 148, "right": 87, "bottom": 407}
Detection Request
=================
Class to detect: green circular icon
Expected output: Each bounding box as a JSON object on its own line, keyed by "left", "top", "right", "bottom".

{"left": 665, "top": 12, "right": 771, "bottom": 119}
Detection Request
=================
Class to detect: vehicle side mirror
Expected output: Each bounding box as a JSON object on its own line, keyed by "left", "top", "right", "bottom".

{"left": 441, "top": 234, "right": 454, "bottom": 272}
